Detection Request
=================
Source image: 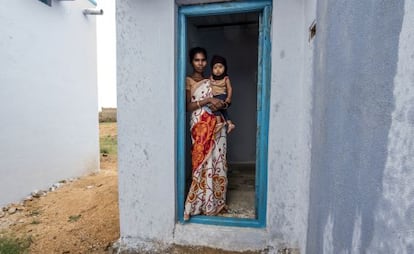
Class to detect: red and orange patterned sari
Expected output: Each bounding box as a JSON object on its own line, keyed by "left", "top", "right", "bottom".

{"left": 184, "top": 78, "right": 228, "bottom": 220}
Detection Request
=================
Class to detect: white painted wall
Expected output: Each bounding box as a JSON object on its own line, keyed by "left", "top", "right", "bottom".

{"left": 368, "top": 2, "right": 414, "bottom": 252}
{"left": 119, "top": 0, "right": 414, "bottom": 253}
{"left": 265, "top": 0, "right": 316, "bottom": 252}
{"left": 117, "top": 0, "right": 314, "bottom": 252}
{"left": 307, "top": 0, "right": 412, "bottom": 253}
{"left": 116, "top": 0, "right": 176, "bottom": 250}
{"left": 0, "top": 0, "right": 99, "bottom": 207}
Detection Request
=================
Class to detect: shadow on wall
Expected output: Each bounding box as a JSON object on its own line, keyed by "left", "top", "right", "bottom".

{"left": 307, "top": 0, "right": 404, "bottom": 253}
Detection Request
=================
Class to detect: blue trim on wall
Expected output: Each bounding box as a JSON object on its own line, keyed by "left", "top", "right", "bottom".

{"left": 188, "top": 215, "right": 262, "bottom": 228}
{"left": 37, "top": 0, "right": 96, "bottom": 7}
{"left": 255, "top": 4, "right": 271, "bottom": 227}
{"left": 88, "top": 0, "right": 97, "bottom": 6}
{"left": 177, "top": 13, "right": 187, "bottom": 224}
{"left": 38, "top": 0, "right": 52, "bottom": 6}
{"left": 176, "top": 0, "right": 272, "bottom": 228}
{"left": 179, "top": 1, "right": 271, "bottom": 16}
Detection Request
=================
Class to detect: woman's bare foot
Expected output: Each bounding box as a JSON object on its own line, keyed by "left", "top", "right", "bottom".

{"left": 227, "top": 121, "right": 235, "bottom": 133}
{"left": 184, "top": 214, "right": 190, "bottom": 221}
{"left": 219, "top": 205, "right": 229, "bottom": 214}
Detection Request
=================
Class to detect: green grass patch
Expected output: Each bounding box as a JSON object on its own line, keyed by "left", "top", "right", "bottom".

{"left": 29, "top": 210, "right": 41, "bottom": 216}
{"left": 99, "top": 135, "right": 117, "bottom": 156}
{"left": 30, "top": 220, "right": 40, "bottom": 225}
{"left": 0, "top": 235, "right": 32, "bottom": 254}
{"left": 68, "top": 214, "right": 81, "bottom": 223}
{"left": 98, "top": 110, "right": 117, "bottom": 123}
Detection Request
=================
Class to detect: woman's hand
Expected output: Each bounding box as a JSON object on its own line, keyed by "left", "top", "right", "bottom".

{"left": 208, "top": 97, "right": 225, "bottom": 112}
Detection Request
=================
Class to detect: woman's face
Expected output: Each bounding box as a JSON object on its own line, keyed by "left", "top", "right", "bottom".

{"left": 192, "top": 52, "right": 207, "bottom": 73}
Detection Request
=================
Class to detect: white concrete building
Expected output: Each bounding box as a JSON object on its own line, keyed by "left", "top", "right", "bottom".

{"left": 116, "top": 0, "right": 414, "bottom": 253}
{"left": 0, "top": 0, "right": 100, "bottom": 207}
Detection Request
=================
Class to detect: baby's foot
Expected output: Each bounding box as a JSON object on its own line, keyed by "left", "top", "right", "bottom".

{"left": 227, "top": 121, "right": 235, "bottom": 134}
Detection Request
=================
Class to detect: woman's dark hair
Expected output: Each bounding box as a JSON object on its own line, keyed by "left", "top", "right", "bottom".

{"left": 189, "top": 47, "right": 207, "bottom": 63}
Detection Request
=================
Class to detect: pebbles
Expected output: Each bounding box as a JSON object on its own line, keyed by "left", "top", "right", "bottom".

{"left": 1, "top": 204, "right": 25, "bottom": 215}
{"left": 8, "top": 207, "right": 17, "bottom": 214}
{"left": 49, "top": 183, "right": 62, "bottom": 192}
{"left": 24, "top": 196, "right": 34, "bottom": 201}
{"left": 0, "top": 204, "right": 25, "bottom": 229}
{"left": 31, "top": 190, "right": 46, "bottom": 198}
{"left": 0, "top": 179, "right": 69, "bottom": 219}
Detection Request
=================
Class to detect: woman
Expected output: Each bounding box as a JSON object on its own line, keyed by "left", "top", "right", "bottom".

{"left": 184, "top": 47, "right": 228, "bottom": 220}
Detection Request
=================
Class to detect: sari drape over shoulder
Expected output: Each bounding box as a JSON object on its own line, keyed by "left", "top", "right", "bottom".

{"left": 184, "top": 78, "right": 228, "bottom": 220}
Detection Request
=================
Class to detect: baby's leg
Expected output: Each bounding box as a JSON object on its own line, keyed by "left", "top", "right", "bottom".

{"left": 218, "top": 104, "right": 235, "bottom": 134}
{"left": 227, "top": 120, "right": 235, "bottom": 134}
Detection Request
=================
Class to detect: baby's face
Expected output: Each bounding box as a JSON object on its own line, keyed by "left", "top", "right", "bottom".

{"left": 212, "top": 63, "right": 225, "bottom": 76}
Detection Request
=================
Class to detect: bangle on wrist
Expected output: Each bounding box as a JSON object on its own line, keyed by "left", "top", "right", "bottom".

{"left": 197, "top": 101, "right": 201, "bottom": 108}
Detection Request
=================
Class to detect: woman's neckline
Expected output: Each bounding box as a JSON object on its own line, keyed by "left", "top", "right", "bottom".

{"left": 187, "top": 75, "right": 206, "bottom": 82}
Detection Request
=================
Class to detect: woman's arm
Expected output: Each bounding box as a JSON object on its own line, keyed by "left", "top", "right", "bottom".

{"left": 225, "top": 77, "right": 233, "bottom": 104}
{"left": 186, "top": 90, "right": 225, "bottom": 112}
{"left": 186, "top": 90, "right": 214, "bottom": 112}
{"left": 185, "top": 77, "right": 225, "bottom": 112}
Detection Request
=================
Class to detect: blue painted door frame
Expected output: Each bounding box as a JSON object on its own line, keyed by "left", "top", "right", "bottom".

{"left": 176, "top": 0, "right": 272, "bottom": 228}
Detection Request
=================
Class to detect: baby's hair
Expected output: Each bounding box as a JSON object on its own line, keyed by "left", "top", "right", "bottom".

{"left": 189, "top": 47, "right": 207, "bottom": 63}
{"left": 210, "top": 55, "right": 228, "bottom": 78}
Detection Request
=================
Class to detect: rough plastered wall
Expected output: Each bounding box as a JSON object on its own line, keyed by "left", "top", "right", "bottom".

{"left": 0, "top": 0, "right": 99, "bottom": 207}
{"left": 116, "top": 0, "right": 314, "bottom": 252}
{"left": 307, "top": 0, "right": 414, "bottom": 253}
{"left": 265, "top": 0, "right": 316, "bottom": 252}
{"left": 116, "top": 0, "right": 176, "bottom": 250}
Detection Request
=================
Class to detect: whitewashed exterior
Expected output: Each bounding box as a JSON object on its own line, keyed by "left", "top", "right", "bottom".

{"left": 116, "top": 0, "right": 414, "bottom": 253}
{"left": 0, "top": 0, "right": 99, "bottom": 207}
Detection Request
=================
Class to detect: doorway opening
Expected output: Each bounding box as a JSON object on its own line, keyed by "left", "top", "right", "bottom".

{"left": 177, "top": 1, "right": 271, "bottom": 228}
{"left": 186, "top": 12, "right": 259, "bottom": 219}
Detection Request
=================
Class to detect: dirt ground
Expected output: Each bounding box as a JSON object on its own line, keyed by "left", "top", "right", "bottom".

{"left": 0, "top": 123, "right": 119, "bottom": 253}
{"left": 0, "top": 123, "right": 263, "bottom": 254}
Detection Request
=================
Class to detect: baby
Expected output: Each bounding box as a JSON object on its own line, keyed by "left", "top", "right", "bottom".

{"left": 210, "top": 55, "right": 235, "bottom": 133}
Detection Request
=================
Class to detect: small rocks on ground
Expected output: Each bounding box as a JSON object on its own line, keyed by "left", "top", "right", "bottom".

{"left": 31, "top": 190, "right": 46, "bottom": 198}
{"left": 24, "top": 196, "right": 34, "bottom": 201}
{"left": 49, "top": 182, "right": 65, "bottom": 192}
{"left": 8, "top": 207, "right": 17, "bottom": 214}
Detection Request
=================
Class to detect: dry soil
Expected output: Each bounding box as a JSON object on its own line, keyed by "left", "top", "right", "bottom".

{"left": 0, "top": 123, "right": 119, "bottom": 253}
{"left": 0, "top": 123, "right": 262, "bottom": 254}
